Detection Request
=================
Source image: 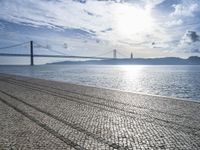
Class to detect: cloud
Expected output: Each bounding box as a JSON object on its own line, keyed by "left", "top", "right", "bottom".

{"left": 144, "top": 0, "right": 166, "bottom": 8}
{"left": 0, "top": 0, "right": 200, "bottom": 57}
{"left": 84, "top": 10, "right": 95, "bottom": 16}
{"left": 181, "top": 30, "right": 200, "bottom": 44}
{"left": 178, "top": 30, "right": 200, "bottom": 53}
{"left": 171, "top": 3, "right": 199, "bottom": 17}
{"left": 101, "top": 28, "right": 113, "bottom": 33}
{"left": 96, "top": 0, "right": 124, "bottom": 3}
{"left": 73, "top": 0, "right": 87, "bottom": 3}
{"left": 190, "top": 48, "right": 200, "bottom": 53}
{"left": 0, "top": 0, "right": 115, "bottom": 33}
{"left": 0, "top": 22, "right": 5, "bottom": 30}
{"left": 166, "top": 19, "right": 183, "bottom": 27}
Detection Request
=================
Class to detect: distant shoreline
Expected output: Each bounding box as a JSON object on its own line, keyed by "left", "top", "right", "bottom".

{"left": 48, "top": 56, "right": 200, "bottom": 65}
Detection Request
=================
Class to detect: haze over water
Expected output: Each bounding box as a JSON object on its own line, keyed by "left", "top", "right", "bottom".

{"left": 0, "top": 65, "right": 200, "bottom": 101}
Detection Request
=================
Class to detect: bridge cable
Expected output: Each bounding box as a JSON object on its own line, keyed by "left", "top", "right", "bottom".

{"left": 33, "top": 41, "right": 68, "bottom": 56}
{"left": 0, "top": 41, "right": 30, "bottom": 50}
{"left": 93, "top": 50, "right": 113, "bottom": 57}
{"left": 117, "top": 51, "right": 128, "bottom": 58}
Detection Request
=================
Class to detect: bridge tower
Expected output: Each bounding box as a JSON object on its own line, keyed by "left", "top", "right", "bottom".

{"left": 131, "top": 52, "right": 133, "bottom": 59}
{"left": 30, "top": 41, "right": 34, "bottom": 66}
{"left": 113, "top": 49, "right": 117, "bottom": 59}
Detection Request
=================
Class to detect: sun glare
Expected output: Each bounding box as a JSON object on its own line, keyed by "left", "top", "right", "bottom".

{"left": 120, "top": 65, "right": 144, "bottom": 80}
{"left": 113, "top": 4, "right": 154, "bottom": 38}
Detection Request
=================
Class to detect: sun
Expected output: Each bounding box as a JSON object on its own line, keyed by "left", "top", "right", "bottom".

{"left": 113, "top": 4, "right": 154, "bottom": 38}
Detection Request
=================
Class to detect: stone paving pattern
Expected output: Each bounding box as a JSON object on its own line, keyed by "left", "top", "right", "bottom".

{"left": 0, "top": 73, "right": 200, "bottom": 149}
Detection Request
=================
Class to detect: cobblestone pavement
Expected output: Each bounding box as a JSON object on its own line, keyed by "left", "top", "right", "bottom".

{"left": 0, "top": 74, "right": 200, "bottom": 150}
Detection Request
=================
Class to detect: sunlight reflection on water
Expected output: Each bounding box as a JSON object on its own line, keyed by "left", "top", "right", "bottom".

{"left": 0, "top": 65, "right": 200, "bottom": 101}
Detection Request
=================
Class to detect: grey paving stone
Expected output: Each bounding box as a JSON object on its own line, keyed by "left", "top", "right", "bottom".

{"left": 0, "top": 74, "right": 200, "bottom": 149}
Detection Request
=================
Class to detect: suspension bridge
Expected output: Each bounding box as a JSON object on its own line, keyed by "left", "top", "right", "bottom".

{"left": 0, "top": 41, "right": 130, "bottom": 65}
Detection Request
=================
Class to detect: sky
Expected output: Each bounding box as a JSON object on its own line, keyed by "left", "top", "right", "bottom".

{"left": 0, "top": 0, "right": 200, "bottom": 64}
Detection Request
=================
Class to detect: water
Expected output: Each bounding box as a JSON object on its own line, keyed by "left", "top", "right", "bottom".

{"left": 0, "top": 65, "right": 200, "bottom": 101}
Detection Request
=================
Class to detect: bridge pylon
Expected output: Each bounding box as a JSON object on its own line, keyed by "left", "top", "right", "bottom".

{"left": 30, "top": 41, "right": 34, "bottom": 66}
{"left": 131, "top": 52, "right": 133, "bottom": 59}
{"left": 113, "top": 49, "right": 117, "bottom": 59}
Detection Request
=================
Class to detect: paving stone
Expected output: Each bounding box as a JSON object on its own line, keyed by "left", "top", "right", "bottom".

{"left": 0, "top": 74, "right": 200, "bottom": 149}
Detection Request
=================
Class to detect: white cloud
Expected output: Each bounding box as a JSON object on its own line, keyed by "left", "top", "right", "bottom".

{"left": 171, "top": 3, "right": 199, "bottom": 17}
{"left": 0, "top": 0, "right": 112, "bottom": 32}
{"left": 178, "top": 30, "right": 200, "bottom": 53}
{"left": 143, "top": 0, "right": 166, "bottom": 8}
{"left": 166, "top": 19, "right": 183, "bottom": 27}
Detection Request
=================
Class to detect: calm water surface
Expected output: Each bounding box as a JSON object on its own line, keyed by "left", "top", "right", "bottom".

{"left": 0, "top": 65, "right": 200, "bottom": 101}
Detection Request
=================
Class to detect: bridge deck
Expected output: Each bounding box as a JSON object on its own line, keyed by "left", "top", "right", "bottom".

{"left": 0, "top": 74, "right": 200, "bottom": 149}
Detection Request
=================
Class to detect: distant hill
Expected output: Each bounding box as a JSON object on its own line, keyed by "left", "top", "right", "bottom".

{"left": 48, "top": 56, "right": 200, "bottom": 65}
